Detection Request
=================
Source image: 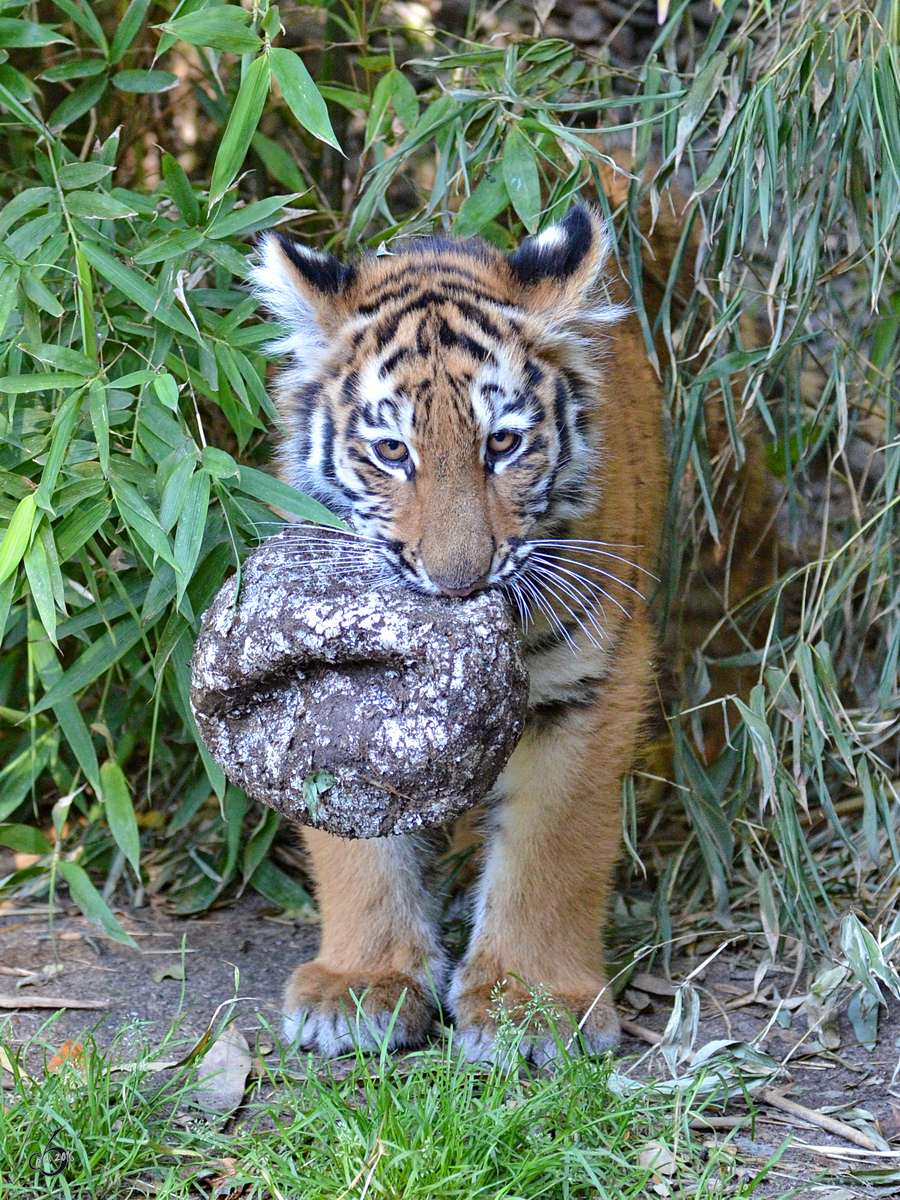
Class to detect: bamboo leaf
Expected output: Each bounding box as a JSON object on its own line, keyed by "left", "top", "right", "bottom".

{"left": 250, "top": 858, "right": 312, "bottom": 909}
{"left": 48, "top": 75, "right": 108, "bottom": 132}
{"left": 174, "top": 469, "right": 211, "bottom": 604}
{"left": 23, "top": 531, "right": 57, "bottom": 646}
{"left": 50, "top": 0, "right": 108, "bottom": 51}
{"left": 241, "top": 808, "right": 280, "bottom": 886}
{"left": 269, "top": 47, "right": 340, "bottom": 152}
{"left": 0, "top": 494, "right": 37, "bottom": 586}
{"left": 88, "top": 380, "right": 110, "bottom": 475}
{"left": 66, "top": 190, "right": 140, "bottom": 220}
{"left": 0, "top": 732, "right": 56, "bottom": 822}
{"left": 109, "top": 0, "right": 152, "bottom": 62}
{"left": 157, "top": 7, "right": 263, "bottom": 55}
{"left": 502, "top": 126, "right": 541, "bottom": 233}
{"left": 208, "top": 53, "right": 271, "bottom": 210}
{"left": 0, "top": 18, "right": 71, "bottom": 47}
{"left": 110, "top": 473, "right": 178, "bottom": 569}
{"left": 112, "top": 69, "right": 178, "bottom": 94}
{"left": 28, "top": 619, "right": 100, "bottom": 793}
{"left": 55, "top": 494, "right": 111, "bottom": 562}
{"left": 454, "top": 170, "right": 509, "bottom": 238}
{"left": 58, "top": 860, "right": 139, "bottom": 948}
{"left": 206, "top": 194, "right": 304, "bottom": 240}
{"left": 673, "top": 51, "right": 728, "bottom": 169}
{"left": 79, "top": 241, "right": 197, "bottom": 338}
{"left": 235, "top": 466, "right": 346, "bottom": 528}
{"left": 0, "top": 824, "right": 51, "bottom": 853}
{"left": 22, "top": 271, "right": 65, "bottom": 318}
{"left": 17, "top": 344, "right": 94, "bottom": 374}
{"left": 100, "top": 760, "right": 141, "bottom": 877}
{"left": 251, "top": 132, "right": 309, "bottom": 194}
{"left": 31, "top": 616, "right": 145, "bottom": 716}
{"left": 161, "top": 153, "right": 200, "bottom": 226}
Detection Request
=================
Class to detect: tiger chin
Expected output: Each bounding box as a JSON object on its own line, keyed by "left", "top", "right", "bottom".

{"left": 251, "top": 204, "right": 669, "bottom": 1065}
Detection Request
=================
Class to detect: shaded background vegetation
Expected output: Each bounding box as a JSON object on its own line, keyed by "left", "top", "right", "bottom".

{"left": 0, "top": 0, "right": 898, "bottom": 1034}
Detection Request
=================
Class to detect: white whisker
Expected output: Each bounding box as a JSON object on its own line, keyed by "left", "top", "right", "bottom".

{"left": 533, "top": 561, "right": 630, "bottom": 624}
{"left": 530, "top": 550, "right": 646, "bottom": 601}
{"left": 502, "top": 579, "right": 531, "bottom": 630}
{"left": 524, "top": 565, "right": 606, "bottom": 645}
{"left": 530, "top": 538, "right": 659, "bottom": 581}
{"left": 518, "top": 574, "right": 578, "bottom": 650}
{"left": 530, "top": 554, "right": 641, "bottom": 613}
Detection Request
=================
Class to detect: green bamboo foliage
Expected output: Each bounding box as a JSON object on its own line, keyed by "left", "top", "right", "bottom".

{"left": 0, "top": 0, "right": 897, "bottom": 1011}
{"left": 0, "top": 0, "right": 339, "bottom": 931}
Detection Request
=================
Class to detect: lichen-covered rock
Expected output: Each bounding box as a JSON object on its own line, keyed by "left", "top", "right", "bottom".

{"left": 189, "top": 527, "right": 529, "bottom": 838}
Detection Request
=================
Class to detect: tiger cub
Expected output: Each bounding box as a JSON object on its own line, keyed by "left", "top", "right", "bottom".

{"left": 252, "top": 204, "right": 669, "bottom": 1063}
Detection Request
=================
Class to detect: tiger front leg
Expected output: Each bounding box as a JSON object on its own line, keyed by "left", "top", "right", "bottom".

{"left": 449, "top": 633, "right": 652, "bottom": 1065}
{"left": 283, "top": 829, "right": 446, "bottom": 1055}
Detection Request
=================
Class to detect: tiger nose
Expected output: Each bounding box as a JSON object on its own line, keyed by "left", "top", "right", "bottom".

{"left": 430, "top": 572, "right": 488, "bottom": 598}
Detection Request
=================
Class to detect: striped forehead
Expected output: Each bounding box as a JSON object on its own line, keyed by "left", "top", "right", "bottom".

{"left": 355, "top": 323, "right": 541, "bottom": 445}
{"left": 354, "top": 357, "right": 418, "bottom": 449}
{"left": 470, "top": 345, "right": 543, "bottom": 436}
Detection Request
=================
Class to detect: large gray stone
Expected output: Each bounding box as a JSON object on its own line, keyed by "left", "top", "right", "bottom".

{"left": 189, "top": 527, "right": 529, "bottom": 838}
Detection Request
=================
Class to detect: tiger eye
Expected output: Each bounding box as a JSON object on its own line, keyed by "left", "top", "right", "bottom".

{"left": 487, "top": 430, "right": 521, "bottom": 456}
{"left": 374, "top": 438, "right": 409, "bottom": 464}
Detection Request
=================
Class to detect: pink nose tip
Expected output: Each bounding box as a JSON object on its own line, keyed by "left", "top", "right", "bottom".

{"left": 433, "top": 574, "right": 487, "bottom": 598}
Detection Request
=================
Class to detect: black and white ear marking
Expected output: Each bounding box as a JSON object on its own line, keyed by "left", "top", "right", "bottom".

{"left": 251, "top": 232, "right": 355, "bottom": 369}
{"left": 507, "top": 206, "right": 618, "bottom": 321}
{"left": 508, "top": 207, "right": 607, "bottom": 285}
{"left": 273, "top": 234, "right": 356, "bottom": 294}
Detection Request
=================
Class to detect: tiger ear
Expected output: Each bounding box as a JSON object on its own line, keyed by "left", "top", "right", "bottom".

{"left": 251, "top": 232, "right": 355, "bottom": 367}
{"left": 507, "top": 205, "right": 615, "bottom": 318}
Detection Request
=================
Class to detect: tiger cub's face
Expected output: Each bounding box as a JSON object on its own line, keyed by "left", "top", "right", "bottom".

{"left": 253, "top": 208, "right": 625, "bottom": 597}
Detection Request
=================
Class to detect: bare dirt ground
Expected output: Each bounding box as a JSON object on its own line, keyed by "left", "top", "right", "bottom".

{"left": 1, "top": 891, "right": 898, "bottom": 1197}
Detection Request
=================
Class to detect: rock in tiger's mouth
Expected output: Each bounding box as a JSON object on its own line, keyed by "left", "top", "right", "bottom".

{"left": 189, "top": 526, "right": 529, "bottom": 839}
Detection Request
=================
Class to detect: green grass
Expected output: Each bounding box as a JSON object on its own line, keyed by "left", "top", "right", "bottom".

{"left": 0, "top": 1010, "right": 786, "bottom": 1200}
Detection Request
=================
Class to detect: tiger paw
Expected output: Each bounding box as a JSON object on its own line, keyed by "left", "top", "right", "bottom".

{"left": 449, "top": 971, "right": 620, "bottom": 1066}
{"left": 282, "top": 960, "right": 438, "bottom": 1056}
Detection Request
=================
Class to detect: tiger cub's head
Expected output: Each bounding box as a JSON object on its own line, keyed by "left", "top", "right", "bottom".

{"left": 253, "top": 207, "right": 626, "bottom": 597}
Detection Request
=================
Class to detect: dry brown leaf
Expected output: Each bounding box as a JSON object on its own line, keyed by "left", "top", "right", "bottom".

{"left": 631, "top": 972, "right": 677, "bottom": 997}
{"left": 48, "top": 1041, "right": 85, "bottom": 1072}
{"left": 194, "top": 1022, "right": 251, "bottom": 1114}
{"left": 638, "top": 1140, "right": 677, "bottom": 1178}
{"left": 0, "top": 1044, "right": 34, "bottom": 1083}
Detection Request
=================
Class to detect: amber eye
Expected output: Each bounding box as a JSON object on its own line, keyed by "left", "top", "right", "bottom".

{"left": 373, "top": 438, "right": 410, "bottom": 464}
{"left": 487, "top": 429, "right": 521, "bottom": 457}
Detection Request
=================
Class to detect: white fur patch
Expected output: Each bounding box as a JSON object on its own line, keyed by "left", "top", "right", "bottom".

{"left": 356, "top": 360, "right": 420, "bottom": 472}
{"left": 250, "top": 232, "right": 327, "bottom": 378}
{"left": 534, "top": 224, "right": 566, "bottom": 250}
{"left": 452, "top": 1022, "right": 619, "bottom": 1066}
{"left": 284, "top": 1002, "right": 408, "bottom": 1056}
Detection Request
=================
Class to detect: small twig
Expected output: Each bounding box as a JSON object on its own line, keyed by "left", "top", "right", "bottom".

{"left": 0, "top": 909, "right": 67, "bottom": 917}
{"left": 689, "top": 1115, "right": 747, "bottom": 1131}
{"left": 0, "top": 994, "right": 109, "bottom": 1009}
{"left": 620, "top": 1017, "right": 666, "bottom": 1044}
{"left": 79, "top": 108, "right": 98, "bottom": 161}
{"left": 793, "top": 1142, "right": 900, "bottom": 1160}
{"left": 756, "top": 1089, "right": 880, "bottom": 1153}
